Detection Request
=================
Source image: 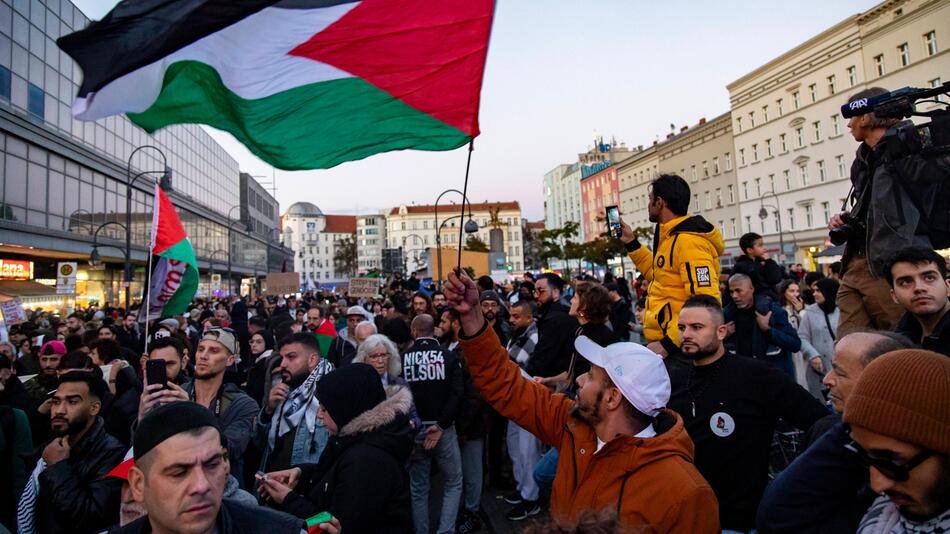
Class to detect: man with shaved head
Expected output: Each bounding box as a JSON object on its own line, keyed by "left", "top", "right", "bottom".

{"left": 724, "top": 272, "right": 802, "bottom": 377}
{"left": 403, "top": 314, "right": 464, "bottom": 534}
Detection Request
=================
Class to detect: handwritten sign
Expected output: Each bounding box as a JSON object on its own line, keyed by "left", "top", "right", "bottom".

{"left": 348, "top": 278, "right": 379, "bottom": 298}
{"left": 0, "top": 299, "right": 26, "bottom": 324}
{"left": 264, "top": 272, "right": 301, "bottom": 295}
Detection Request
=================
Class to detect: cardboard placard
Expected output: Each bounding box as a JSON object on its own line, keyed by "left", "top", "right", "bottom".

{"left": 348, "top": 277, "right": 379, "bottom": 298}
{"left": 264, "top": 272, "right": 300, "bottom": 295}
{"left": 0, "top": 299, "right": 26, "bottom": 324}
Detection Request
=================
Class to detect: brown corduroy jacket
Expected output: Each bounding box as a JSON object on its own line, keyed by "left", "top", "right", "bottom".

{"left": 459, "top": 324, "right": 720, "bottom": 533}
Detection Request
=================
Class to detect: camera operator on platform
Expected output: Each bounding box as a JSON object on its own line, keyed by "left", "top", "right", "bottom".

{"left": 830, "top": 86, "right": 950, "bottom": 337}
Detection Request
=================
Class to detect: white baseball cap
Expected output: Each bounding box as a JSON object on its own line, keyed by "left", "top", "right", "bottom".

{"left": 574, "top": 336, "right": 671, "bottom": 417}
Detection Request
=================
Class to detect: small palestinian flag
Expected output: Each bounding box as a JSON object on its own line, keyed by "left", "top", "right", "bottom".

{"left": 142, "top": 183, "right": 199, "bottom": 321}
{"left": 313, "top": 319, "right": 337, "bottom": 359}
{"left": 57, "top": 0, "right": 495, "bottom": 170}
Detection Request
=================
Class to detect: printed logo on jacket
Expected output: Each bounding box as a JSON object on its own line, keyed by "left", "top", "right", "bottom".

{"left": 403, "top": 349, "right": 447, "bottom": 381}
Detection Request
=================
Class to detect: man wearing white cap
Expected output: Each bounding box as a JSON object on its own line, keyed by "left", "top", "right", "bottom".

{"left": 444, "top": 270, "right": 719, "bottom": 532}
{"left": 326, "top": 306, "right": 372, "bottom": 367}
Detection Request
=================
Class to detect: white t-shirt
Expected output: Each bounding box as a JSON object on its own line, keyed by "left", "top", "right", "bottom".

{"left": 596, "top": 424, "right": 657, "bottom": 453}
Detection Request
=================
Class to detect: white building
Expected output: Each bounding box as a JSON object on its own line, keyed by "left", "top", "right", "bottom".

{"left": 727, "top": 0, "right": 949, "bottom": 265}
{"left": 281, "top": 202, "right": 356, "bottom": 288}
{"left": 356, "top": 213, "right": 386, "bottom": 274}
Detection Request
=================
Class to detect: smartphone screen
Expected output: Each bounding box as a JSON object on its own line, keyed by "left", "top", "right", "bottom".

{"left": 145, "top": 359, "right": 168, "bottom": 389}
{"left": 605, "top": 205, "right": 622, "bottom": 239}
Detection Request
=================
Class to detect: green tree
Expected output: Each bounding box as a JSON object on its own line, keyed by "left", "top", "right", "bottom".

{"left": 464, "top": 235, "right": 490, "bottom": 252}
{"left": 333, "top": 234, "right": 358, "bottom": 277}
{"left": 538, "top": 221, "right": 580, "bottom": 269}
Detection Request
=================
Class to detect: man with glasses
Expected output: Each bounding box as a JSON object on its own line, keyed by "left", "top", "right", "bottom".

{"left": 182, "top": 328, "right": 259, "bottom": 472}
{"left": 524, "top": 274, "right": 578, "bottom": 381}
{"left": 845, "top": 349, "right": 950, "bottom": 532}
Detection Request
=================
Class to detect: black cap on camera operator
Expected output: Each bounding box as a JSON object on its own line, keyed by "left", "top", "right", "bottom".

{"left": 831, "top": 85, "right": 950, "bottom": 338}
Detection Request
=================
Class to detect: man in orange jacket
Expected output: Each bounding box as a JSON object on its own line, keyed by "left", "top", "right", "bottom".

{"left": 444, "top": 270, "right": 719, "bottom": 533}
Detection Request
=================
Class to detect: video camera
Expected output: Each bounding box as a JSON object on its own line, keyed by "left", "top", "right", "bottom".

{"left": 841, "top": 81, "right": 950, "bottom": 158}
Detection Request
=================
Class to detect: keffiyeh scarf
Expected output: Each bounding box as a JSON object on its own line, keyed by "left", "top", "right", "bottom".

{"left": 858, "top": 494, "right": 950, "bottom": 534}
{"left": 268, "top": 358, "right": 334, "bottom": 450}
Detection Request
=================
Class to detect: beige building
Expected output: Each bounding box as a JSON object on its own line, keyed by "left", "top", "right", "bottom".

{"left": 727, "top": 0, "right": 949, "bottom": 266}
{"left": 356, "top": 213, "right": 386, "bottom": 274}
{"left": 385, "top": 201, "right": 525, "bottom": 273}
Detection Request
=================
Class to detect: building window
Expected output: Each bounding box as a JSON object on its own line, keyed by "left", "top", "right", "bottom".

{"left": 715, "top": 188, "right": 722, "bottom": 207}
{"left": 730, "top": 218, "right": 737, "bottom": 238}
{"left": 832, "top": 115, "right": 841, "bottom": 136}
{"left": 813, "top": 120, "right": 822, "bottom": 142}
{"left": 836, "top": 155, "right": 846, "bottom": 178}
{"left": 724, "top": 153, "right": 732, "bottom": 171}
{"left": 768, "top": 174, "right": 775, "bottom": 192}
{"left": 793, "top": 91, "right": 801, "bottom": 109}
{"left": 704, "top": 191, "right": 711, "bottom": 210}
{"left": 765, "top": 138, "right": 773, "bottom": 157}
{"left": 847, "top": 65, "right": 858, "bottom": 86}
{"left": 827, "top": 75, "right": 837, "bottom": 95}
{"left": 401, "top": 222, "right": 406, "bottom": 230}
{"left": 762, "top": 105, "right": 769, "bottom": 122}
{"left": 931, "top": 77, "right": 943, "bottom": 88}
{"left": 776, "top": 98, "right": 784, "bottom": 116}
{"left": 817, "top": 160, "right": 826, "bottom": 182}
{"left": 898, "top": 42, "right": 910, "bottom": 67}
{"left": 713, "top": 157, "right": 720, "bottom": 174}
{"left": 691, "top": 165, "right": 697, "bottom": 182}
{"left": 809, "top": 83, "right": 818, "bottom": 103}
{"left": 739, "top": 149, "right": 746, "bottom": 166}
{"left": 0, "top": 66, "right": 10, "bottom": 100}
{"left": 745, "top": 215, "right": 752, "bottom": 232}
{"left": 924, "top": 30, "right": 937, "bottom": 56}
{"left": 728, "top": 185, "right": 735, "bottom": 204}
{"left": 754, "top": 177, "right": 761, "bottom": 197}
{"left": 800, "top": 164, "right": 809, "bottom": 186}
{"left": 784, "top": 169, "right": 792, "bottom": 190}
{"left": 874, "top": 54, "right": 886, "bottom": 76}
{"left": 693, "top": 194, "right": 700, "bottom": 212}
{"left": 27, "top": 83, "right": 44, "bottom": 120}
{"left": 780, "top": 133, "right": 787, "bottom": 153}
{"left": 822, "top": 201, "right": 831, "bottom": 224}
{"left": 796, "top": 127, "right": 805, "bottom": 148}
{"left": 805, "top": 204, "right": 814, "bottom": 228}
{"left": 752, "top": 144, "right": 758, "bottom": 161}
{"left": 736, "top": 116, "right": 743, "bottom": 133}
{"left": 749, "top": 111, "right": 756, "bottom": 128}
{"left": 742, "top": 182, "right": 748, "bottom": 200}
{"left": 787, "top": 208, "right": 795, "bottom": 230}
{"left": 703, "top": 160, "right": 709, "bottom": 177}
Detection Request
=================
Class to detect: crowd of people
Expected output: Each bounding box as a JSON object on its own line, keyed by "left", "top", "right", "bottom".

{"left": 0, "top": 84, "right": 948, "bottom": 534}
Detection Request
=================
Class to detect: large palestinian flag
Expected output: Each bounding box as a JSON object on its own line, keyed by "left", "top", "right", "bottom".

{"left": 57, "top": 0, "right": 495, "bottom": 170}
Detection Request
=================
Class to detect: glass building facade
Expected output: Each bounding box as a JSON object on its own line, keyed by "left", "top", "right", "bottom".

{"left": 0, "top": 0, "right": 291, "bottom": 308}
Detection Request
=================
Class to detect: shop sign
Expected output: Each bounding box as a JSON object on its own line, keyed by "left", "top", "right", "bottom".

{"left": 0, "top": 299, "right": 27, "bottom": 324}
{"left": 0, "top": 259, "right": 33, "bottom": 280}
{"left": 57, "top": 262, "right": 78, "bottom": 295}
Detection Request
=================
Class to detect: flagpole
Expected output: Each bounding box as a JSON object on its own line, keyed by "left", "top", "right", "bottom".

{"left": 456, "top": 140, "right": 474, "bottom": 273}
{"left": 142, "top": 179, "right": 159, "bottom": 347}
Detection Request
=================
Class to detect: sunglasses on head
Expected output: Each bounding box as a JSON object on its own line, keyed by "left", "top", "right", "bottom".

{"left": 844, "top": 438, "right": 932, "bottom": 482}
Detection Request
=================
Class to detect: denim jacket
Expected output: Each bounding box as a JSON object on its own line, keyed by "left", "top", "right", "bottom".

{"left": 254, "top": 405, "right": 330, "bottom": 471}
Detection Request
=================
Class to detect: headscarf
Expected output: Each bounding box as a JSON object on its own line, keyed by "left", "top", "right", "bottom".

{"left": 815, "top": 278, "right": 840, "bottom": 315}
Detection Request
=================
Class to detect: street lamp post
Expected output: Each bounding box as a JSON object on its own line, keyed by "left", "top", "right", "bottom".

{"left": 126, "top": 145, "right": 171, "bottom": 311}
{"left": 401, "top": 234, "right": 425, "bottom": 276}
{"left": 758, "top": 189, "right": 792, "bottom": 265}
{"left": 208, "top": 249, "right": 228, "bottom": 296}
{"left": 433, "top": 189, "right": 478, "bottom": 288}
{"left": 89, "top": 221, "right": 130, "bottom": 305}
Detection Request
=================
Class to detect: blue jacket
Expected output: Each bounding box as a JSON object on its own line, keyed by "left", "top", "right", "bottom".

{"left": 254, "top": 406, "right": 329, "bottom": 472}
{"left": 756, "top": 421, "right": 875, "bottom": 533}
{"left": 724, "top": 301, "right": 801, "bottom": 376}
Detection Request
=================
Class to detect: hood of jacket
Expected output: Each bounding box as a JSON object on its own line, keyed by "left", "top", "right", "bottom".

{"left": 591, "top": 409, "right": 696, "bottom": 472}
{"left": 660, "top": 214, "right": 726, "bottom": 256}
{"left": 339, "top": 385, "right": 413, "bottom": 437}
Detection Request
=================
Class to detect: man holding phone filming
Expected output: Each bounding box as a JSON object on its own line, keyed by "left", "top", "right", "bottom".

{"left": 616, "top": 174, "right": 724, "bottom": 356}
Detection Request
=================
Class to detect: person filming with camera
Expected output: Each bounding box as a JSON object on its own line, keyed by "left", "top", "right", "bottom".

{"left": 830, "top": 86, "right": 950, "bottom": 338}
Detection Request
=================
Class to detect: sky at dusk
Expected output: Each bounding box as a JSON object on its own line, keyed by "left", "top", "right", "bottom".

{"left": 72, "top": 0, "right": 877, "bottom": 221}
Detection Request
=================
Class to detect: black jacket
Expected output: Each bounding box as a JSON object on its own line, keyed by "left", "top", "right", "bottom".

{"left": 103, "top": 366, "right": 142, "bottom": 447}
{"left": 568, "top": 322, "right": 620, "bottom": 387}
{"left": 757, "top": 421, "right": 875, "bottom": 534}
{"left": 731, "top": 256, "right": 785, "bottom": 297}
{"left": 894, "top": 307, "right": 950, "bottom": 357}
{"left": 843, "top": 136, "right": 950, "bottom": 276}
{"left": 115, "top": 498, "right": 304, "bottom": 534}
{"left": 281, "top": 386, "right": 415, "bottom": 533}
{"left": 608, "top": 299, "right": 633, "bottom": 342}
{"left": 34, "top": 417, "right": 125, "bottom": 534}
{"left": 327, "top": 335, "right": 358, "bottom": 368}
{"left": 401, "top": 337, "right": 463, "bottom": 429}
{"left": 525, "top": 301, "right": 579, "bottom": 378}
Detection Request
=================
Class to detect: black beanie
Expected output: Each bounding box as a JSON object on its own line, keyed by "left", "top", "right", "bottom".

{"left": 316, "top": 363, "right": 386, "bottom": 432}
{"left": 134, "top": 401, "right": 221, "bottom": 460}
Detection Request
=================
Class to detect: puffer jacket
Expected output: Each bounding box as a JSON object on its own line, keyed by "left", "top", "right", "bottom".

{"left": 843, "top": 133, "right": 950, "bottom": 276}
{"left": 460, "top": 324, "right": 720, "bottom": 533}
{"left": 627, "top": 214, "right": 725, "bottom": 352}
{"left": 34, "top": 417, "right": 125, "bottom": 534}
{"left": 281, "top": 386, "right": 415, "bottom": 533}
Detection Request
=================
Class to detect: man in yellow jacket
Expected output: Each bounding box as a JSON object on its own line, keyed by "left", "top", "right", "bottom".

{"left": 621, "top": 174, "right": 724, "bottom": 356}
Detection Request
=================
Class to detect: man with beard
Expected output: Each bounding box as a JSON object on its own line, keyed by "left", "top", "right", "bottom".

{"left": 23, "top": 341, "right": 65, "bottom": 404}
{"left": 667, "top": 295, "right": 826, "bottom": 533}
{"left": 66, "top": 313, "right": 86, "bottom": 337}
{"left": 845, "top": 350, "right": 950, "bottom": 533}
{"left": 886, "top": 246, "right": 950, "bottom": 356}
{"left": 524, "top": 274, "right": 578, "bottom": 381}
{"left": 255, "top": 332, "right": 333, "bottom": 475}
{"left": 326, "top": 306, "right": 372, "bottom": 368}
{"left": 444, "top": 270, "right": 719, "bottom": 532}
{"left": 181, "top": 328, "right": 258, "bottom": 472}
{"left": 480, "top": 291, "right": 509, "bottom": 346}
{"left": 116, "top": 313, "right": 141, "bottom": 353}
{"left": 17, "top": 372, "right": 125, "bottom": 534}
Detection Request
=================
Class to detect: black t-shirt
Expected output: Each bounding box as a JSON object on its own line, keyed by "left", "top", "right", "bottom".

{"left": 735, "top": 310, "right": 755, "bottom": 358}
{"left": 665, "top": 353, "right": 827, "bottom": 531}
